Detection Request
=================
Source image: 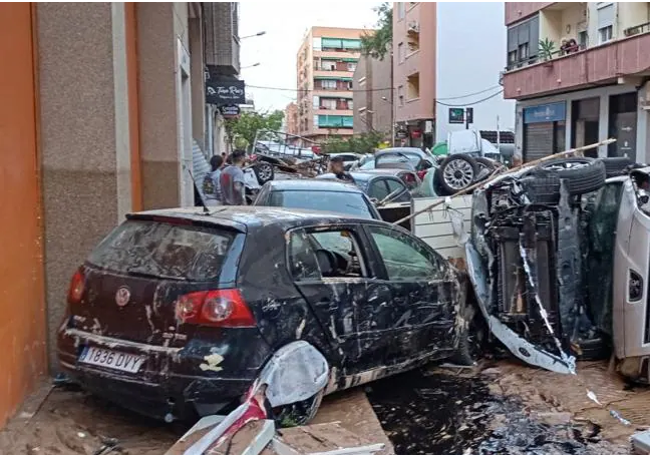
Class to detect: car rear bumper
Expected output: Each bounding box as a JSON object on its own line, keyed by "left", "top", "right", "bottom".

{"left": 57, "top": 327, "right": 270, "bottom": 421}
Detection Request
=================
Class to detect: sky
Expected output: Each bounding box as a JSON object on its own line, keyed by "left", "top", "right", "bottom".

{"left": 238, "top": 1, "right": 382, "bottom": 113}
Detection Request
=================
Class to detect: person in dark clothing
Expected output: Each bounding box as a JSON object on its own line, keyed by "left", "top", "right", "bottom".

{"left": 329, "top": 155, "right": 355, "bottom": 184}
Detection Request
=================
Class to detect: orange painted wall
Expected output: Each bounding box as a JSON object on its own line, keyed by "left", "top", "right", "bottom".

{"left": 0, "top": 2, "right": 47, "bottom": 428}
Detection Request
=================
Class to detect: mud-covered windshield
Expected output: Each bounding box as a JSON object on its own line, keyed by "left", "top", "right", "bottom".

{"left": 87, "top": 220, "right": 235, "bottom": 281}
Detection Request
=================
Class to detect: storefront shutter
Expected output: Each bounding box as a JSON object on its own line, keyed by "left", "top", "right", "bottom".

{"left": 524, "top": 123, "right": 554, "bottom": 162}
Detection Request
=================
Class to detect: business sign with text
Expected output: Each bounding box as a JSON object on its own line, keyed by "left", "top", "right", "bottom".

{"left": 206, "top": 79, "right": 246, "bottom": 106}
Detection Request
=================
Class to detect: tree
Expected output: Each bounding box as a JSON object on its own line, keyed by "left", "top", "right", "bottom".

{"left": 321, "top": 131, "right": 387, "bottom": 155}
{"left": 360, "top": 3, "right": 392, "bottom": 60}
{"left": 224, "top": 110, "right": 284, "bottom": 151}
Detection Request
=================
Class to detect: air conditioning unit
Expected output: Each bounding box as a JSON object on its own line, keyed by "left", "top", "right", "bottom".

{"left": 408, "top": 21, "right": 420, "bottom": 33}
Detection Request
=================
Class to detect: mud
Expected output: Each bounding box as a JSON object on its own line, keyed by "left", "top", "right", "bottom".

{"left": 366, "top": 365, "right": 629, "bottom": 455}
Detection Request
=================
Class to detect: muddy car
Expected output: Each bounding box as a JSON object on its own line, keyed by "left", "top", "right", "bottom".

{"left": 465, "top": 155, "right": 641, "bottom": 374}
{"left": 57, "top": 207, "right": 470, "bottom": 423}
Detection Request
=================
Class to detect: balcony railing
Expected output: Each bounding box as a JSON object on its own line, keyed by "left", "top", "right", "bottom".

{"left": 624, "top": 21, "right": 650, "bottom": 37}
{"left": 505, "top": 43, "right": 586, "bottom": 71}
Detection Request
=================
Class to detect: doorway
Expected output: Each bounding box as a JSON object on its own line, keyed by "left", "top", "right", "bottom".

{"left": 608, "top": 93, "right": 637, "bottom": 160}
{"left": 571, "top": 97, "right": 600, "bottom": 158}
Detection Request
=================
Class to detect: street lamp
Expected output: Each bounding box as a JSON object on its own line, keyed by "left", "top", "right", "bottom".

{"left": 239, "top": 31, "right": 266, "bottom": 39}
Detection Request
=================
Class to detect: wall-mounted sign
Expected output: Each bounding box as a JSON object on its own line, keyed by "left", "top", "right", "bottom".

{"left": 523, "top": 101, "right": 566, "bottom": 124}
{"left": 449, "top": 108, "right": 464, "bottom": 124}
{"left": 206, "top": 79, "right": 246, "bottom": 106}
{"left": 219, "top": 105, "right": 241, "bottom": 118}
{"left": 395, "top": 129, "right": 408, "bottom": 139}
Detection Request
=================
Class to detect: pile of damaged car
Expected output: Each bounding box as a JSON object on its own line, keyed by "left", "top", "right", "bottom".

{"left": 55, "top": 134, "right": 650, "bottom": 453}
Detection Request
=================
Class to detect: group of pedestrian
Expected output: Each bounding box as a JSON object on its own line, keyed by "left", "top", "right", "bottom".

{"left": 202, "top": 150, "right": 247, "bottom": 206}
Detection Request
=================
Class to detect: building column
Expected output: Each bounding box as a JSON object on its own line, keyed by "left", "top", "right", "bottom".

{"left": 598, "top": 93, "right": 610, "bottom": 158}
{"left": 37, "top": 3, "right": 135, "bottom": 366}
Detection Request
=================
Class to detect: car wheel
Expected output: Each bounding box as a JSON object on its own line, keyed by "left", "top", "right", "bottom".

{"left": 436, "top": 154, "right": 479, "bottom": 195}
{"left": 475, "top": 157, "right": 496, "bottom": 173}
{"left": 254, "top": 162, "right": 275, "bottom": 184}
{"left": 274, "top": 389, "right": 324, "bottom": 428}
{"left": 532, "top": 157, "right": 606, "bottom": 196}
{"left": 601, "top": 156, "right": 634, "bottom": 178}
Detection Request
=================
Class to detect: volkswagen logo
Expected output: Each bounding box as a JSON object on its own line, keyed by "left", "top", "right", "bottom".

{"left": 115, "top": 286, "right": 131, "bottom": 307}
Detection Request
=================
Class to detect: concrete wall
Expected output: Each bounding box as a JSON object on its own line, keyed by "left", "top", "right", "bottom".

{"left": 0, "top": 2, "right": 47, "bottom": 428}
{"left": 38, "top": 2, "right": 135, "bottom": 367}
{"left": 618, "top": 2, "right": 650, "bottom": 36}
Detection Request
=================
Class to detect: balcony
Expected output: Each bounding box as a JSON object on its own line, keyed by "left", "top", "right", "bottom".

{"left": 503, "top": 22, "right": 650, "bottom": 99}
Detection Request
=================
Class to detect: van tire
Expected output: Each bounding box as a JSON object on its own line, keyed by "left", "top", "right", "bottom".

{"left": 601, "top": 157, "right": 633, "bottom": 178}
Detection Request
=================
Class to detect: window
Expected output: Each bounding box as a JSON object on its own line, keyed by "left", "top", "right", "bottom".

{"left": 508, "top": 50, "right": 518, "bottom": 67}
{"left": 368, "top": 226, "right": 439, "bottom": 280}
{"left": 313, "top": 115, "right": 319, "bottom": 128}
{"left": 312, "top": 37, "right": 322, "bottom": 51}
{"left": 578, "top": 30, "right": 588, "bottom": 49}
{"left": 341, "top": 39, "right": 361, "bottom": 50}
{"left": 599, "top": 25, "right": 613, "bottom": 44}
{"left": 506, "top": 16, "right": 539, "bottom": 68}
{"left": 385, "top": 179, "right": 409, "bottom": 202}
{"left": 398, "top": 42, "right": 405, "bottom": 63}
{"left": 321, "top": 79, "right": 337, "bottom": 90}
{"left": 597, "top": 3, "right": 614, "bottom": 44}
{"left": 407, "top": 73, "right": 420, "bottom": 100}
{"left": 346, "top": 81, "right": 353, "bottom": 90}
{"left": 322, "top": 37, "right": 343, "bottom": 50}
{"left": 320, "top": 98, "right": 336, "bottom": 110}
{"left": 517, "top": 42, "right": 529, "bottom": 61}
{"left": 397, "top": 2, "right": 405, "bottom": 20}
{"left": 322, "top": 60, "right": 336, "bottom": 71}
{"left": 347, "top": 62, "right": 357, "bottom": 71}
{"left": 313, "top": 95, "right": 319, "bottom": 109}
{"left": 347, "top": 100, "right": 353, "bottom": 110}
{"left": 289, "top": 229, "right": 367, "bottom": 280}
{"left": 368, "top": 180, "right": 390, "bottom": 201}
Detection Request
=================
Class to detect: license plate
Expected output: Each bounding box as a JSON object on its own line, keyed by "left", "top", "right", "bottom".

{"left": 79, "top": 346, "right": 145, "bottom": 374}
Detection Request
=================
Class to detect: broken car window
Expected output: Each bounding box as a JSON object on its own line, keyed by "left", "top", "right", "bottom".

{"left": 87, "top": 220, "right": 235, "bottom": 281}
{"left": 289, "top": 229, "right": 366, "bottom": 280}
{"left": 369, "top": 226, "right": 439, "bottom": 281}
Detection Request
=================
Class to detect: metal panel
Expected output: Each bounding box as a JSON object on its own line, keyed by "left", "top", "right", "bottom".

{"left": 412, "top": 195, "right": 473, "bottom": 260}
{"left": 597, "top": 4, "right": 614, "bottom": 28}
{"left": 508, "top": 26, "right": 518, "bottom": 52}
{"left": 529, "top": 16, "right": 539, "bottom": 56}
{"left": 523, "top": 122, "right": 554, "bottom": 162}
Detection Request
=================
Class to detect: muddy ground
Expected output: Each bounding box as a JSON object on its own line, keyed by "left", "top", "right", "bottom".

{"left": 0, "top": 360, "right": 646, "bottom": 454}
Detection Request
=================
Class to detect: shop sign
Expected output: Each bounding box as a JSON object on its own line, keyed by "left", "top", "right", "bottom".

{"left": 219, "top": 105, "right": 241, "bottom": 118}
{"left": 395, "top": 130, "right": 408, "bottom": 139}
{"left": 206, "top": 78, "right": 246, "bottom": 105}
{"left": 523, "top": 102, "right": 566, "bottom": 124}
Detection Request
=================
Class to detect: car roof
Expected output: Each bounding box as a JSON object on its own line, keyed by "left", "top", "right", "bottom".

{"left": 128, "top": 206, "right": 381, "bottom": 232}
{"left": 317, "top": 172, "right": 403, "bottom": 182}
{"left": 376, "top": 148, "right": 427, "bottom": 158}
{"left": 357, "top": 169, "right": 412, "bottom": 176}
{"left": 264, "top": 179, "right": 362, "bottom": 192}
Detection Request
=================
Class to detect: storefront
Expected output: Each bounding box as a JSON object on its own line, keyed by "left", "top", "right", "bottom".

{"left": 522, "top": 101, "right": 566, "bottom": 162}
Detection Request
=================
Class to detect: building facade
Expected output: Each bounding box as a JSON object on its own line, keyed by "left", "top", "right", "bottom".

{"left": 296, "top": 26, "right": 365, "bottom": 143}
{"left": 284, "top": 102, "right": 299, "bottom": 136}
{"left": 503, "top": 2, "right": 650, "bottom": 162}
{"left": 393, "top": 2, "right": 436, "bottom": 148}
{"left": 353, "top": 54, "right": 393, "bottom": 136}
{"left": 0, "top": 2, "right": 240, "bottom": 429}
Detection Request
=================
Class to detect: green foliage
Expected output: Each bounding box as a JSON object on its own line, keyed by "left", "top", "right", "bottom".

{"left": 539, "top": 38, "right": 555, "bottom": 60}
{"left": 224, "top": 110, "right": 285, "bottom": 151}
{"left": 360, "top": 3, "right": 392, "bottom": 60}
{"left": 321, "top": 131, "right": 387, "bottom": 154}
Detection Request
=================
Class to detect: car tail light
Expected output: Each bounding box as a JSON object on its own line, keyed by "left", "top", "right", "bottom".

{"left": 175, "top": 289, "right": 256, "bottom": 328}
{"left": 630, "top": 270, "right": 643, "bottom": 302}
{"left": 417, "top": 170, "right": 427, "bottom": 180}
{"left": 312, "top": 146, "right": 321, "bottom": 155}
{"left": 68, "top": 269, "right": 85, "bottom": 304}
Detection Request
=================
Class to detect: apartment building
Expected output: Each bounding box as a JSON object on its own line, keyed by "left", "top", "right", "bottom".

{"left": 0, "top": 2, "right": 241, "bottom": 429}
{"left": 296, "top": 26, "right": 365, "bottom": 143}
{"left": 503, "top": 2, "right": 650, "bottom": 162}
{"left": 284, "top": 102, "right": 299, "bottom": 136}
{"left": 353, "top": 54, "right": 393, "bottom": 135}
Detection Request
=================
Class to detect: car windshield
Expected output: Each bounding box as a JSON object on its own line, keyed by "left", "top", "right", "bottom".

{"left": 376, "top": 153, "right": 420, "bottom": 167}
{"left": 87, "top": 220, "right": 235, "bottom": 281}
{"left": 269, "top": 190, "right": 374, "bottom": 219}
{"left": 360, "top": 160, "right": 376, "bottom": 170}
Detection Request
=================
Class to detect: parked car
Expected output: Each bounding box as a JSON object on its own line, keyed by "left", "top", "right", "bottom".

{"left": 57, "top": 207, "right": 471, "bottom": 423}
{"left": 253, "top": 179, "right": 382, "bottom": 220}
{"left": 316, "top": 171, "right": 413, "bottom": 205}
{"left": 357, "top": 148, "right": 435, "bottom": 178}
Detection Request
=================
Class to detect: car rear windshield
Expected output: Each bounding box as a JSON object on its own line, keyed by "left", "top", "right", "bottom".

{"left": 87, "top": 220, "right": 236, "bottom": 281}
{"left": 270, "top": 190, "right": 374, "bottom": 219}
{"left": 377, "top": 153, "right": 419, "bottom": 167}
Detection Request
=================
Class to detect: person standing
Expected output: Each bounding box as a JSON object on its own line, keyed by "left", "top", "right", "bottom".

{"left": 329, "top": 155, "right": 355, "bottom": 184}
{"left": 220, "top": 149, "right": 247, "bottom": 205}
{"left": 202, "top": 155, "right": 224, "bottom": 206}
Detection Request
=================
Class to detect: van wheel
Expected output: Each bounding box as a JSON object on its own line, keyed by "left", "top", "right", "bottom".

{"left": 535, "top": 157, "right": 606, "bottom": 195}
{"left": 274, "top": 389, "right": 324, "bottom": 428}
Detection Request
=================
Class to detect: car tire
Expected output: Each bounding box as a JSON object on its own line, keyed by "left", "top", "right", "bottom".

{"left": 436, "top": 154, "right": 479, "bottom": 195}
{"left": 274, "top": 389, "right": 324, "bottom": 428}
{"left": 574, "top": 336, "right": 610, "bottom": 361}
{"left": 254, "top": 162, "right": 275, "bottom": 184}
{"left": 601, "top": 157, "right": 634, "bottom": 178}
{"left": 476, "top": 157, "right": 496, "bottom": 173}
{"left": 534, "top": 157, "right": 606, "bottom": 196}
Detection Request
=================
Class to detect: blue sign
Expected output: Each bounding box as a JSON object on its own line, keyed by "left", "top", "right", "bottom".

{"left": 523, "top": 102, "right": 566, "bottom": 124}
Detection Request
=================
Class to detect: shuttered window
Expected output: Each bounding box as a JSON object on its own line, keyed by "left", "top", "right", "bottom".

{"left": 506, "top": 16, "right": 539, "bottom": 66}
{"left": 322, "top": 38, "right": 343, "bottom": 49}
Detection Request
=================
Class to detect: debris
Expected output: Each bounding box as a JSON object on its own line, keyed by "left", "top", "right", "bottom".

{"left": 199, "top": 353, "right": 224, "bottom": 372}
{"left": 273, "top": 423, "right": 384, "bottom": 455}
{"left": 631, "top": 429, "right": 650, "bottom": 454}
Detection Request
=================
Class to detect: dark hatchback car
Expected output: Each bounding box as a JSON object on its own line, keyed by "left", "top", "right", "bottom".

{"left": 57, "top": 207, "right": 468, "bottom": 422}
{"left": 317, "top": 171, "right": 414, "bottom": 203}
{"left": 253, "top": 179, "right": 382, "bottom": 220}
